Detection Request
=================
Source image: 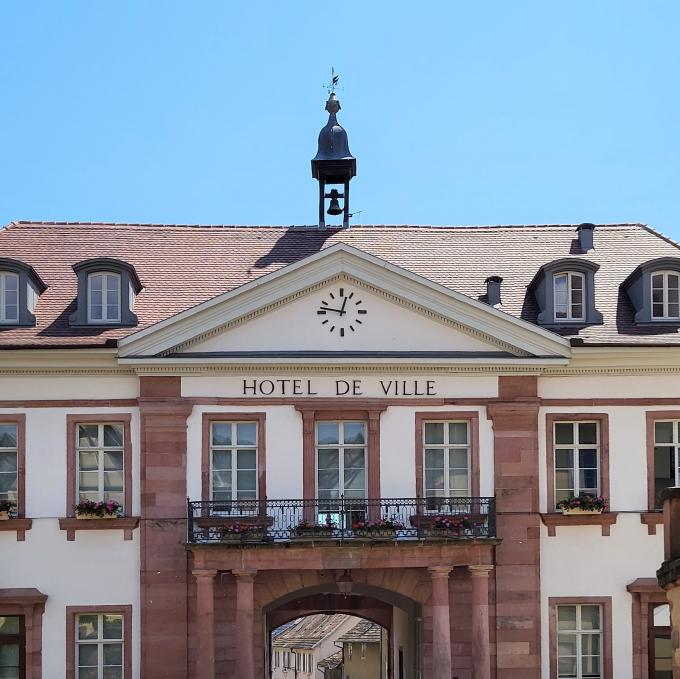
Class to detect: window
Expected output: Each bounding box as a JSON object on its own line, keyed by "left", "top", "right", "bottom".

{"left": 75, "top": 613, "right": 124, "bottom": 679}
{"left": 554, "top": 272, "right": 585, "bottom": 321}
{"left": 556, "top": 604, "right": 602, "bottom": 678}
{"left": 316, "top": 421, "right": 367, "bottom": 506}
{"left": 210, "top": 421, "right": 258, "bottom": 502}
{"left": 423, "top": 421, "right": 470, "bottom": 506}
{"left": 76, "top": 423, "right": 125, "bottom": 506}
{"left": 653, "top": 420, "right": 680, "bottom": 509}
{"left": 0, "top": 424, "right": 18, "bottom": 510}
{"left": 553, "top": 421, "right": 599, "bottom": 506}
{"left": 0, "top": 615, "right": 24, "bottom": 679}
{"left": 651, "top": 271, "right": 680, "bottom": 320}
{"left": 0, "top": 273, "right": 19, "bottom": 324}
{"left": 88, "top": 272, "right": 121, "bottom": 324}
{"left": 650, "top": 603, "right": 672, "bottom": 679}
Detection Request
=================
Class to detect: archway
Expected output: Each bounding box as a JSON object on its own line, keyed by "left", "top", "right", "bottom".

{"left": 264, "top": 582, "right": 421, "bottom": 679}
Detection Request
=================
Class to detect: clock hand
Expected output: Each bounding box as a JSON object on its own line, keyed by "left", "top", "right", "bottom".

{"left": 319, "top": 306, "right": 343, "bottom": 314}
{"left": 339, "top": 297, "right": 348, "bottom": 316}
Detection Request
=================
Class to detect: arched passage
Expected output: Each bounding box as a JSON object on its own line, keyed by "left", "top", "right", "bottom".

{"left": 264, "top": 582, "right": 421, "bottom": 679}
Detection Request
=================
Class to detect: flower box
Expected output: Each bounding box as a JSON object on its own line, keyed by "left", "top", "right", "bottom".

{"left": 292, "top": 526, "right": 336, "bottom": 540}
{"left": 560, "top": 508, "right": 603, "bottom": 515}
{"left": 352, "top": 528, "right": 397, "bottom": 541}
{"left": 555, "top": 494, "right": 607, "bottom": 514}
{"left": 0, "top": 511, "right": 9, "bottom": 521}
{"left": 409, "top": 513, "right": 472, "bottom": 537}
{"left": 0, "top": 501, "right": 15, "bottom": 520}
{"left": 74, "top": 499, "right": 122, "bottom": 520}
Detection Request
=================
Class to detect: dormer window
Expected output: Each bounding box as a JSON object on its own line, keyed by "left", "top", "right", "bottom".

{"left": 529, "top": 258, "right": 602, "bottom": 328}
{"left": 651, "top": 271, "right": 680, "bottom": 319}
{"left": 622, "top": 258, "right": 680, "bottom": 325}
{"left": 553, "top": 271, "right": 585, "bottom": 322}
{"left": 88, "top": 272, "right": 121, "bottom": 323}
{"left": 69, "top": 258, "right": 141, "bottom": 327}
{"left": 0, "top": 258, "right": 47, "bottom": 327}
{"left": 0, "top": 272, "right": 19, "bottom": 323}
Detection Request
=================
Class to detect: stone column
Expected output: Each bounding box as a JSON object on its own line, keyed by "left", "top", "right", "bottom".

{"left": 193, "top": 569, "right": 217, "bottom": 679}
{"left": 469, "top": 565, "right": 493, "bottom": 679}
{"left": 487, "top": 376, "right": 541, "bottom": 678}
{"left": 428, "top": 566, "right": 453, "bottom": 679}
{"left": 234, "top": 568, "right": 257, "bottom": 676}
{"left": 139, "top": 376, "right": 193, "bottom": 679}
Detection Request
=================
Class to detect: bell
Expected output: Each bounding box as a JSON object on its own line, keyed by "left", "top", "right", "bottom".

{"left": 326, "top": 189, "right": 343, "bottom": 216}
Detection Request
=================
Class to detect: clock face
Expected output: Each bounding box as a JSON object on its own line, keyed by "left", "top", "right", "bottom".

{"left": 316, "top": 287, "right": 367, "bottom": 336}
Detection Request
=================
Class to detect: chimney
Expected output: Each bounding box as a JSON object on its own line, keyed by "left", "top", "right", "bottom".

{"left": 485, "top": 276, "right": 503, "bottom": 306}
{"left": 577, "top": 223, "right": 595, "bottom": 253}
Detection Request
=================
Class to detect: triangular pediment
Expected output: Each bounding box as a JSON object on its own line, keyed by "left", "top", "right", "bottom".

{"left": 118, "top": 243, "right": 571, "bottom": 361}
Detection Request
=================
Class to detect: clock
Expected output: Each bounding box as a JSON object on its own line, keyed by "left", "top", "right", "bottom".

{"left": 316, "top": 287, "right": 367, "bottom": 336}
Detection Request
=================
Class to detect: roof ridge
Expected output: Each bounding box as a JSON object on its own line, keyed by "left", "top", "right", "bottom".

{"left": 5, "top": 220, "right": 648, "bottom": 230}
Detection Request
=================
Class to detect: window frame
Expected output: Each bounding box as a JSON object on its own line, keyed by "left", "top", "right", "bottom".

{"left": 549, "top": 597, "right": 612, "bottom": 679}
{"left": 646, "top": 411, "right": 680, "bottom": 511}
{"left": 66, "top": 414, "right": 133, "bottom": 518}
{"left": 415, "top": 412, "right": 480, "bottom": 502}
{"left": 0, "top": 614, "right": 25, "bottom": 679}
{"left": 0, "top": 415, "right": 26, "bottom": 519}
{"left": 87, "top": 271, "right": 122, "bottom": 324}
{"left": 208, "top": 420, "right": 259, "bottom": 502}
{"left": 0, "top": 271, "right": 20, "bottom": 324}
{"left": 298, "top": 406, "right": 384, "bottom": 504}
{"left": 75, "top": 422, "right": 126, "bottom": 507}
{"left": 422, "top": 420, "right": 471, "bottom": 501}
{"left": 650, "top": 270, "right": 680, "bottom": 320}
{"left": 315, "top": 419, "right": 368, "bottom": 501}
{"left": 553, "top": 271, "right": 586, "bottom": 322}
{"left": 201, "top": 413, "right": 266, "bottom": 502}
{"left": 66, "top": 606, "right": 132, "bottom": 679}
{"left": 545, "top": 414, "right": 609, "bottom": 513}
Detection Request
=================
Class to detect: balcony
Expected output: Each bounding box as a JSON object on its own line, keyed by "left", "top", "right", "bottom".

{"left": 187, "top": 496, "right": 496, "bottom": 545}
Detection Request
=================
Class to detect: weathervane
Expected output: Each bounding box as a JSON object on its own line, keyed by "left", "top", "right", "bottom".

{"left": 324, "top": 67, "right": 342, "bottom": 94}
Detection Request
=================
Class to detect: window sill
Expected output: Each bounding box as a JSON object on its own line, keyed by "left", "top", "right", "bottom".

{"left": 0, "top": 518, "right": 32, "bottom": 541}
{"left": 59, "top": 516, "right": 140, "bottom": 541}
{"left": 540, "top": 512, "right": 618, "bottom": 537}
{"left": 640, "top": 512, "right": 663, "bottom": 535}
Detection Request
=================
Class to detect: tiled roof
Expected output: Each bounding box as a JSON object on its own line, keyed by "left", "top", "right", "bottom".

{"left": 272, "top": 614, "right": 351, "bottom": 649}
{"left": 1, "top": 221, "right": 680, "bottom": 348}
{"left": 337, "top": 619, "right": 382, "bottom": 644}
{"left": 317, "top": 651, "right": 343, "bottom": 670}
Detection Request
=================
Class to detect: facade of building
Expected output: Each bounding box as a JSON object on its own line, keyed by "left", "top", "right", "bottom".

{"left": 337, "top": 618, "right": 387, "bottom": 679}
{"left": 1, "top": 217, "right": 680, "bottom": 679}
{"left": 271, "top": 614, "right": 360, "bottom": 679}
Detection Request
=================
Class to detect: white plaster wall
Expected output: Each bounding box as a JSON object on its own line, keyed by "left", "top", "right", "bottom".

{"left": 0, "top": 522, "right": 140, "bottom": 679}
{"left": 539, "top": 374, "right": 680, "bottom": 399}
{"left": 0, "top": 405, "right": 141, "bottom": 678}
{"left": 540, "top": 514, "right": 664, "bottom": 679}
{"left": 0, "top": 375, "right": 138, "bottom": 400}
{"left": 189, "top": 284, "right": 498, "bottom": 353}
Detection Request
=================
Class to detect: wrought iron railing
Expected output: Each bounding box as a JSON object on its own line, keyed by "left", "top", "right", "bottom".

{"left": 187, "top": 496, "right": 496, "bottom": 544}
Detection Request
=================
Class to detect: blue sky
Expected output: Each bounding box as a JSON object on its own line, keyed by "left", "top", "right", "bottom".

{"left": 1, "top": 2, "right": 679, "bottom": 235}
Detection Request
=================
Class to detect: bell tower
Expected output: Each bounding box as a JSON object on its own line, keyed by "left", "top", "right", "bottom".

{"left": 311, "top": 76, "right": 356, "bottom": 228}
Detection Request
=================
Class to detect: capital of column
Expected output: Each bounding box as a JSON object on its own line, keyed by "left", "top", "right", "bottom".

{"left": 232, "top": 568, "right": 257, "bottom": 582}
{"left": 192, "top": 568, "right": 218, "bottom": 580}
{"left": 428, "top": 566, "right": 453, "bottom": 580}
{"left": 468, "top": 565, "right": 494, "bottom": 578}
